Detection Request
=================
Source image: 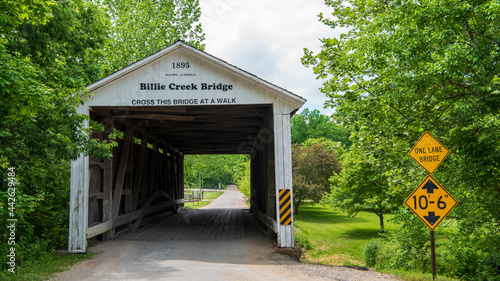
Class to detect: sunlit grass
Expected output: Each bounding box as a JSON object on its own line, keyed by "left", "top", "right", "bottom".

{"left": 203, "top": 191, "right": 224, "bottom": 200}
{"left": 294, "top": 203, "right": 396, "bottom": 266}
{"left": 0, "top": 251, "right": 94, "bottom": 281}
{"left": 294, "top": 203, "right": 461, "bottom": 280}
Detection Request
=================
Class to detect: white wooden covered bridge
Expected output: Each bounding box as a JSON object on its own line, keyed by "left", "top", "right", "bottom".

{"left": 69, "top": 41, "right": 306, "bottom": 252}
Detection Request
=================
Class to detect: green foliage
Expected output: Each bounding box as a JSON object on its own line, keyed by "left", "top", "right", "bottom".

{"left": 292, "top": 141, "right": 341, "bottom": 213}
{"left": 379, "top": 209, "right": 431, "bottom": 272}
{"left": 0, "top": 251, "right": 93, "bottom": 281}
{"left": 302, "top": 137, "right": 347, "bottom": 158}
{"left": 446, "top": 248, "right": 500, "bottom": 281}
{"left": 294, "top": 204, "right": 396, "bottom": 266}
{"left": 364, "top": 240, "right": 380, "bottom": 267}
{"left": 324, "top": 146, "right": 403, "bottom": 232}
{"left": 0, "top": 1, "right": 113, "bottom": 272}
{"left": 0, "top": 0, "right": 54, "bottom": 35}
{"left": 291, "top": 108, "right": 351, "bottom": 147}
{"left": 233, "top": 157, "right": 251, "bottom": 199}
{"left": 295, "top": 233, "right": 313, "bottom": 250}
{"left": 184, "top": 154, "right": 245, "bottom": 188}
{"left": 184, "top": 154, "right": 250, "bottom": 198}
{"left": 100, "top": 0, "right": 205, "bottom": 73}
{"left": 0, "top": 0, "right": 205, "bottom": 275}
{"left": 304, "top": 0, "right": 500, "bottom": 279}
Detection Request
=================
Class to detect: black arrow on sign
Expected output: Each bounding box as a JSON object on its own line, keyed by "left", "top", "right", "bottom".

{"left": 422, "top": 180, "right": 438, "bottom": 194}
{"left": 424, "top": 212, "right": 440, "bottom": 225}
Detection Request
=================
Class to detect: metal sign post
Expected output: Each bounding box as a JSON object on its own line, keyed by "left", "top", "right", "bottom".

{"left": 430, "top": 230, "right": 436, "bottom": 280}
{"left": 406, "top": 131, "right": 457, "bottom": 280}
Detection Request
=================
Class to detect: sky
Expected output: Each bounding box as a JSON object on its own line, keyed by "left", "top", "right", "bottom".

{"left": 198, "top": 0, "right": 345, "bottom": 116}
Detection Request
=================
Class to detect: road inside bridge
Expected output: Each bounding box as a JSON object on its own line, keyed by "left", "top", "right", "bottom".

{"left": 54, "top": 187, "right": 399, "bottom": 281}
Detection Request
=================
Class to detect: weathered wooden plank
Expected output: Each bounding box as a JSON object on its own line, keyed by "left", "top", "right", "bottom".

{"left": 174, "top": 152, "right": 180, "bottom": 200}
{"left": 89, "top": 192, "right": 110, "bottom": 200}
{"left": 89, "top": 159, "right": 103, "bottom": 166}
{"left": 131, "top": 190, "right": 172, "bottom": 232}
{"left": 282, "top": 113, "right": 294, "bottom": 247}
{"left": 123, "top": 142, "right": 136, "bottom": 214}
{"left": 86, "top": 200, "right": 174, "bottom": 238}
{"left": 139, "top": 210, "right": 173, "bottom": 228}
{"left": 119, "top": 209, "right": 266, "bottom": 241}
{"left": 274, "top": 113, "right": 285, "bottom": 247}
{"left": 146, "top": 142, "right": 158, "bottom": 200}
{"left": 138, "top": 147, "right": 150, "bottom": 207}
{"left": 229, "top": 225, "right": 240, "bottom": 239}
{"left": 121, "top": 189, "right": 132, "bottom": 195}
{"left": 178, "top": 154, "right": 184, "bottom": 200}
{"left": 204, "top": 225, "right": 219, "bottom": 239}
{"left": 131, "top": 137, "right": 147, "bottom": 211}
{"left": 163, "top": 226, "right": 182, "bottom": 240}
{"left": 251, "top": 198, "right": 278, "bottom": 233}
{"left": 187, "top": 225, "right": 205, "bottom": 240}
{"left": 68, "top": 154, "right": 89, "bottom": 253}
{"left": 88, "top": 164, "right": 101, "bottom": 226}
{"left": 220, "top": 225, "right": 232, "bottom": 239}
{"left": 267, "top": 135, "right": 276, "bottom": 220}
{"left": 101, "top": 119, "right": 114, "bottom": 241}
{"left": 169, "top": 148, "right": 176, "bottom": 200}
{"left": 111, "top": 128, "right": 134, "bottom": 219}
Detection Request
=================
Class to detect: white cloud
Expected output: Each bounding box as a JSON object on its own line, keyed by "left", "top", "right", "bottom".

{"left": 199, "top": 0, "right": 344, "bottom": 116}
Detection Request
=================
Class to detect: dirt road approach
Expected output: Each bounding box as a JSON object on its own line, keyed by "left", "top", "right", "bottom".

{"left": 53, "top": 187, "right": 400, "bottom": 281}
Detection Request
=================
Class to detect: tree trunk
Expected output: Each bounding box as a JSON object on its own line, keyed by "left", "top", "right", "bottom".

{"left": 378, "top": 213, "right": 385, "bottom": 233}
{"left": 294, "top": 201, "right": 300, "bottom": 214}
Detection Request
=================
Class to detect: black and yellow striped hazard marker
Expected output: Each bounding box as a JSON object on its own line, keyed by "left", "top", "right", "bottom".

{"left": 279, "top": 189, "right": 292, "bottom": 225}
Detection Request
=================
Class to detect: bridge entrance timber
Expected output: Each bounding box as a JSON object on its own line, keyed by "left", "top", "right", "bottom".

{"left": 69, "top": 41, "right": 306, "bottom": 253}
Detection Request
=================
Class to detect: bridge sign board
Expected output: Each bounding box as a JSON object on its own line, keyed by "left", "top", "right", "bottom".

{"left": 404, "top": 175, "right": 457, "bottom": 231}
{"left": 408, "top": 131, "right": 449, "bottom": 174}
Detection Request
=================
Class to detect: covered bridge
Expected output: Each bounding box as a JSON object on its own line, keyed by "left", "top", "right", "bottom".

{"left": 69, "top": 41, "right": 306, "bottom": 252}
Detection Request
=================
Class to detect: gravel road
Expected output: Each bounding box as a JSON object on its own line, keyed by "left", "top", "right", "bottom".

{"left": 53, "top": 187, "right": 402, "bottom": 281}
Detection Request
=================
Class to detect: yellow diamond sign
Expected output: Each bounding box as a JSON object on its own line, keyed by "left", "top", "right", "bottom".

{"left": 404, "top": 175, "right": 458, "bottom": 231}
{"left": 408, "top": 131, "right": 449, "bottom": 174}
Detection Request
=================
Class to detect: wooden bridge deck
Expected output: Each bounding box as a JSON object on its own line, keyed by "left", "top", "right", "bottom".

{"left": 121, "top": 208, "right": 265, "bottom": 241}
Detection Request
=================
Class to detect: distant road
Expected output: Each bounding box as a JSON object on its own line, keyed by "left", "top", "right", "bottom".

{"left": 201, "top": 184, "right": 248, "bottom": 209}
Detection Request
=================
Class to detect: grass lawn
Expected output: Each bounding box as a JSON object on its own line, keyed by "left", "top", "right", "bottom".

{"left": 0, "top": 252, "right": 93, "bottom": 281}
{"left": 203, "top": 191, "right": 224, "bottom": 200}
{"left": 295, "top": 203, "right": 461, "bottom": 281}
{"left": 294, "top": 203, "right": 396, "bottom": 266}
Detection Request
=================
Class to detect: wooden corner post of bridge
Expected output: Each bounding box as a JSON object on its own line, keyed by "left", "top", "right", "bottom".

{"left": 274, "top": 105, "right": 294, "bottom": 248}
{"left": 405, "top": 131, "right": 458, "bottom": 280}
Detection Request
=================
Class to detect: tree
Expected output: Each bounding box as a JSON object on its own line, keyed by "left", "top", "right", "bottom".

{"left": 0, "top": 0, "right": 206, "bottom": 274}
{"left": 0, "top": 0, "right": 112, "bottom": 270}
{"left": 291, "top": 108, "right": 351, "bottom": 147}
{"left": 324, "top": 147, "right": 403, "bottom": 232}
{"left": 184, "top": 155, "right": 242, "bottom": 188}
{"left": 303, "top": 0, "right": 500, "bottom": 278}
{"left": 101, "top": 0, "right": 205, "bottom": 73}
{"left": 232, "top": 155, "right": 251, "bottom": 199}
{"left": 292, "top": 142, "right": 341, "bottom": 214}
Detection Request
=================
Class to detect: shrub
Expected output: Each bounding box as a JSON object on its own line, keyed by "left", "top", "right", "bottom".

{"left": 295, "top": 234, "right": 313, "bottom": 250}
{"left": 364, "top": 240, "right": 380, "bottom": 267}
